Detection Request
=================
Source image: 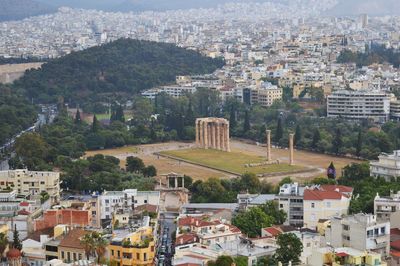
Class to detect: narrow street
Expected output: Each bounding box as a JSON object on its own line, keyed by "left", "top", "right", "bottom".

{"left": 157, "top": 212, "right": 178, "bottom": 266}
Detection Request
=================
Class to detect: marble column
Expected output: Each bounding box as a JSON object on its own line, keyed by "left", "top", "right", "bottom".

{"left": 216, "top": 123, "right": 220, "bottom": 150}
{"left": 182, "top": 176, "right": 185, "bottom": 188}
{"left": 175, "top": 176, "right": 178, "bottom": 188}
{"left": 289, "top": 133, "right": 294, "bottom": 166}
{"left": 199, "top": 121, "right": 204, "bottom": 148}
{"left": 203, "top": 121, "right": 208, "bottom": 149}
{"left": 226, "top": 122, "right": 231, "bottom": 152}
{"left": 266, "top": 130, "right": 271, "bottom": 161}
{"left": 221, "top": 123, "right": 226, "bottom": 151}
{"left": 211, "top": 123, "right": 216, "bottom": 149}
{"left": 195, "top": 120, "right": 200, "bottom": 146}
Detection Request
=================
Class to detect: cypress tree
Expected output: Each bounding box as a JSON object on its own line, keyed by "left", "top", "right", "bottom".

{"left": 13, "top": 225, "right": 22, "bottom": 250}
{"left": 74, "top": 109, "right": 81, "bottom": 124}
{"left": 333, "top": 128, "right": 343, "bottom": 155}
{"left": 312, "top": 128, "right": 321, "bottom": 149}
{"left": 243, "top": 110, "right": 251, "bottom": 132}
{"left": 275, "top": 117, "right": 283, "bottom": 143}
{"left": 92, "top": 115, "right": 100, "bottom": 132}
{"left": 294, "top": 125, "right": 302, "bottom": 147}
{"left": 229, "top": 106, "right": 237, "bottom": 130}
{"left": 356, "top": 130, "right": 363, "bottom": 157}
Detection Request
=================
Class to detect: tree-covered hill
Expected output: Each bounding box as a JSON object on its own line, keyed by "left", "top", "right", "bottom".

{"left": 16, "top": 39, "right": 224, "bottom": 105}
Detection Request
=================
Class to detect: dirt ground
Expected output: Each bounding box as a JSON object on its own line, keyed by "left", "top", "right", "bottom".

{"left": 84, "top": 140, "right": 362, "bottom": 184}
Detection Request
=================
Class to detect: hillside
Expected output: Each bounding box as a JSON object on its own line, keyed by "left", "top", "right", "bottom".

{"left": 327, "top": 0, "right": 400, "bottom": 16}
{"left": 16, "top": 39, "right": 224, "bottom": 105}
{"left": 0, "top": 0, "right": 56, "bottom": 22}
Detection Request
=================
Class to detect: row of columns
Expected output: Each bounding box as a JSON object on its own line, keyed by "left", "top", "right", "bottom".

{"left": 265, "top": 130, "right": 294, "bottom": 165}
{"left": 195, "top": 118, "right": 230, "bottom": 152}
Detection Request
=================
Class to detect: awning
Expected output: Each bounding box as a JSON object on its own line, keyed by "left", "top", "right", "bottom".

{"left": 335, "top": 252, "right": 348, "bottom": 257}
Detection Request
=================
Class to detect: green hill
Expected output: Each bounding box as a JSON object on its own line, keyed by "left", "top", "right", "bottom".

{"left": 16, "top": 39, "right": 224, "bottom": 105}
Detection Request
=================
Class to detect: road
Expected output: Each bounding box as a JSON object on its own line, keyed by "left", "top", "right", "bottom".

{"left": 157, "top": 212, "right": 178, "bottom": 266}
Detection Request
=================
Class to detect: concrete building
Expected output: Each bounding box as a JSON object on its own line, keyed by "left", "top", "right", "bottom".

{"left": 326, "top": 213, "right": 390, "bottom": 257}
{"left": 303, "top": 185, "right": 353, "bottom": 230}
{"left": 250, "top": 82, "right": 283, "bottom": 107}
{"left": 237, "top": 193, "right": 276, "bottom": 210}
{"left": 141, "top": 85, "right": 196, "bottom": 99}
{"left": 0, "top": 170, "right": 60, "bottom": 204}
{"left": 327, "top": 90, "right": 392, "bottom": 123}
{"left": 374, "top": 191, "right": 400, "bottom": 220}
{"left": 277, "top": 183, "right": 305, "bottom": 227}
{"left": 371, "top": 151, "right": 400, "bottom": 181}
{"left": 99, "top": 189, "right": 160, "bottom": 221}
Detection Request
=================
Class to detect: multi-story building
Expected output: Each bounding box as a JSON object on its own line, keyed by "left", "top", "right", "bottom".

{"left": 278, "top": 183, "right": 305, "bottom": 227}
{"left": 0, "top": 170, "right": 60, "bottom": 204}
{"left": 303, "top": 185, "right": 353, "bottom": 230}
{"left": 326, "top": 213, "right": 390, "bottom": 257}
{"left": 327, "top": 90, "right": 392, "bottom": 123}
{"left": 108, "top": 225, "right": 156, "bottom": 266}
{"left": 250, "top": 82, "right": 283, "bottom": 107}
{"left": 374, "top": 191, "right": 400, "bottom": 220}
{"left": 370, "top": 150, "right": 400, "bottom": 181}
{"left": 141, "top": 85, "right": 196, "bottom": 99}
{"left": 99, "top": 189, "right": 160, "bottom": 221}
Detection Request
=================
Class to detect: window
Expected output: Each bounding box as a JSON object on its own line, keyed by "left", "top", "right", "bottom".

{"left": 136, "top": 253, "right": 140, "bottom": 260}
{"left": 381, "top": 227, "right": 386, "bottom": 235}
{"left": 280, "top": 204, "right": 283, "bottom": 208}
{"left": 111, "top": 250, "right": 114, "bottom": 256}
{"left": 105, "top": 199, "right": 109, "bottom": 204}
{"left": 326, "top": 202, "right": 331, "bottom": 208}
{"left": 375, "top": 228, "right": 379, "bottom": 235}
{"left": 61, "top": 251, "right": 65, "bottom": 259}
{"left": 73, "top": 253, "right": 77, "bottom": 261}
{"left": 367, "top": 230, "right": 373, "bottom": 238}
{"left": 144, "top": 200, "right": 148, "bottom": 204}
{"left": 311, "top": 203, "right": 315, "bottom": 208}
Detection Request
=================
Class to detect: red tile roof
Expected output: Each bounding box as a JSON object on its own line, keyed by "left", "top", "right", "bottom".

{"left": 391, "top": 228, "right": 400, "bottom": 236}
{"left": 176, "top": 233, "right": 198, "bottom": 246}
{"left": 178, "top": 216, "right": 217, "bottom": 227}
{"left": 304, "top": 189, "right": 345, "bottom": 201}
{"left": 19, "top": 201, "right": 29, "bottom": 207}
{"left": 263, "top": 227, "right": 282, "bottom": 237}
{"left": 320, "top": 185, "right": 353, "bottom": 193}
{"left": 391, "top": 250, "right": 400, "bottom": 258}
{"left": 59, "top": 229, "right": 88, "bottom": 249}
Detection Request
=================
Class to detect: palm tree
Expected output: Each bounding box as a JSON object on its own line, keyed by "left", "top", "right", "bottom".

{"left": 94, "top": 235, "right": 108, "bottom": 264}
{"left": 0, "top": 233, "right": 8, "bottom": 260}
{"left": 80, "top": 233, "right": 95, "bottom": 260}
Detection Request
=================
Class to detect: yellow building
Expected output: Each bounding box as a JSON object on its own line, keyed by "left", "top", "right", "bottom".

{"left": 307, "top": 247, "right": 387, "bottom": 266}
{"left": 109, "top": 226, "right": 155, "bottom": 266}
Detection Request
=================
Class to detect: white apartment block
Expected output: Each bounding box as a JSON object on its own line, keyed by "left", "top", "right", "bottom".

{"left": 141, "top": 85, "right": 196, "bottom": 99}
{"left": 374, "top": 191, "right": 400, "bottom": 220}
{"left": 0, "top": 169, "right": 60, "bottom": 204}
{"left": 326, "top": 213, "right": 390, "bottom": 257}
{"left": 327, "top": 90, "right": 392, "bottom": 123}
{"left": 278, "top": 183, "right": 305, "bottom": 227}
{"left": 370, "top": 150, "right": 400, "bottom": 181}
{"left": 99, "top": 189, "right": 160, "bottom": 220}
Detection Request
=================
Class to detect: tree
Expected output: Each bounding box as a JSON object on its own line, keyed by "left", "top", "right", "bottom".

{"left": 260, "top": 201, "right": 287, "bottom": 225}
{"left": 208, "top": 255, "right": 234, "bottom": 266}
{"left": 143, "top": 165, "right": 157, "bottom": 177}
{"left": 232, "top": 207, "right": 274, "bottom": 238}
{"left": 0, "top": 233, "right": 8, "bottom": 259}
{"left": 275, "top": 117, "right": 283, "bottom": 143}
{"left": 332, "top": 128, "right": 343, "bottom": 155}
{"left": 92, "top": 115, "right": 100, "bottom": 132}
{"left": 243, "top": 110, "right": 251, "bottom": 132}
{"left": 275, "top": 233, "right": 303, "bottom": 264}
{"left": 356, "top": 130, "right": 363, "bottom": 157}
{"left": 126, "top": 156, "right": 145, "bottom": 173}
{"left": 234, "top": 256, "right": 248, "bottom": 266}
{"left": 327, "top": 162, "right": 336, "bottom": 179}
{"left": 80, "top": 233, "right": 95, "bottom": 260}
{"left": 93, "top": 233, "right": 108, "bottom": 264}
{"left": 311, "top": 128, "right": 321, "bottom": 149}
{"left": 278, "top": 177, "right": 292, "bottom": 187}
{"left": 294, "top": 125, "right": 302, "bottom": 147}
{"left": 14, "top": 132, "right": 50, "bottom": 170}
{"left": 241, "top": 173, "right": 261, "bottom": 194}
{"left": 12, "top": 225, "right": 22, "bottom": 250}
{"left": 229, "top": 106, "right": 237, "bottom": 130}
{"left": 75, "top": 109, "right": 82, "bottom": 124}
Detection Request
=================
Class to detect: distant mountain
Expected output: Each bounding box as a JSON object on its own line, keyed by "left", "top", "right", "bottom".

{"left": 327, "top": 0, "right": 400, "bottom": 16}
{"left": 36, "top": 0, "right": 125, "bottom": 10}
{"left": 0, "top": 0, "right": 56, "bottom": 22}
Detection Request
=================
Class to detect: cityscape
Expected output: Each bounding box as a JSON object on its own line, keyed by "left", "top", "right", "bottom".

{"left": 1, "top": 0, "right": 400, "bottom": 266}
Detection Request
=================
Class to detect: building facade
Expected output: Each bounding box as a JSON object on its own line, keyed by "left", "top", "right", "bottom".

{"left": 327, "top": 90, "right": 392, "bottom": 123}
{"left": 0, "top": 170, "right": 60, "bottom": 204}
{"left": 326, "top": 213, "right": 390, "bottom": 257}
{"left": 278, "top": 183, "right": 304, "bottom": 227}
{"left": 374, "top": 191, "right": 400, "bottom": 220}
{"left": 370, "top": 151, "right": 400, "bottom": 181}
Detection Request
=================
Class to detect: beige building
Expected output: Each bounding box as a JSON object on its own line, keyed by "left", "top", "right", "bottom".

{"left": 374, "top": 191, "right": 400, "bottom": 222}
{"left": 326, "top": 213, "right": 390, "bottom": 257}
{"left": 0, "top": 170, "right": 60, "bottom": 204}
{"left": 303, "top": 185, "right": 353, "bottom": 229}
{"left": 250, "top": 83, "right": 282, "bottom": 107}
{"left": 370, "top": 150, "right": 400, "bottom": 181}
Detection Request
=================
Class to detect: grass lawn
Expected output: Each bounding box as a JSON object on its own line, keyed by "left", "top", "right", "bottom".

{"left": 85, "top": 146, "right": 139, "bottom": 157}
{"left": 161, "top": 148, "right": 304, "bottom": 175}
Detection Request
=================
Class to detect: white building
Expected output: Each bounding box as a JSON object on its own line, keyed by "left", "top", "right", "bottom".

{"left": 326, "top": 213, "right": 390, "bottom": 257}
{"left": 327, "top": 90, "right": 392, "bottom": 123}
{"left": 370, "top": 151, "right": 400, "bottom": 181}
{"left": 99, "top": 189, "right": 160, "bottom": 220}
{"left": 374, "top": 191, "right": 400, "bottom": 220}
{"left": 141, "top": 85, "right": 196, "bottom": 99}
{"left": 278, "top": 183, "right": 305, "bottom": 227}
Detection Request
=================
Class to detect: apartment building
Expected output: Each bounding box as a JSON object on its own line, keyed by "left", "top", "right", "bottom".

{"left": 327, "top": 90, "right": 392, "bottom": 123}
{"left": 108, "top": 226, "right": 156, "bottom": 266}
{"left": 326, "top": 213, "right": 390, "bottom": 257}
{"left": 250, "top": 82, "right": 283, "bottom": 107}
{"left": 277, "top": 183, "right": 305, "bottom": 227}
{"left": 99, "top": 189, "right": 160, "bottom": 221}
{"left": 374, "top": 191, "right": 400, "bottom": 220}
{"left": 303, "top": 185, "right": 353, "bottom": 229}
{"left": 0, "top": 170, "right": 60, "bottom": 204}
{"left": 141, "top": 85, "right": 196, "bottom": 99}
{"left": 370, "top": 150, "right": 400, "bottom": 181}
